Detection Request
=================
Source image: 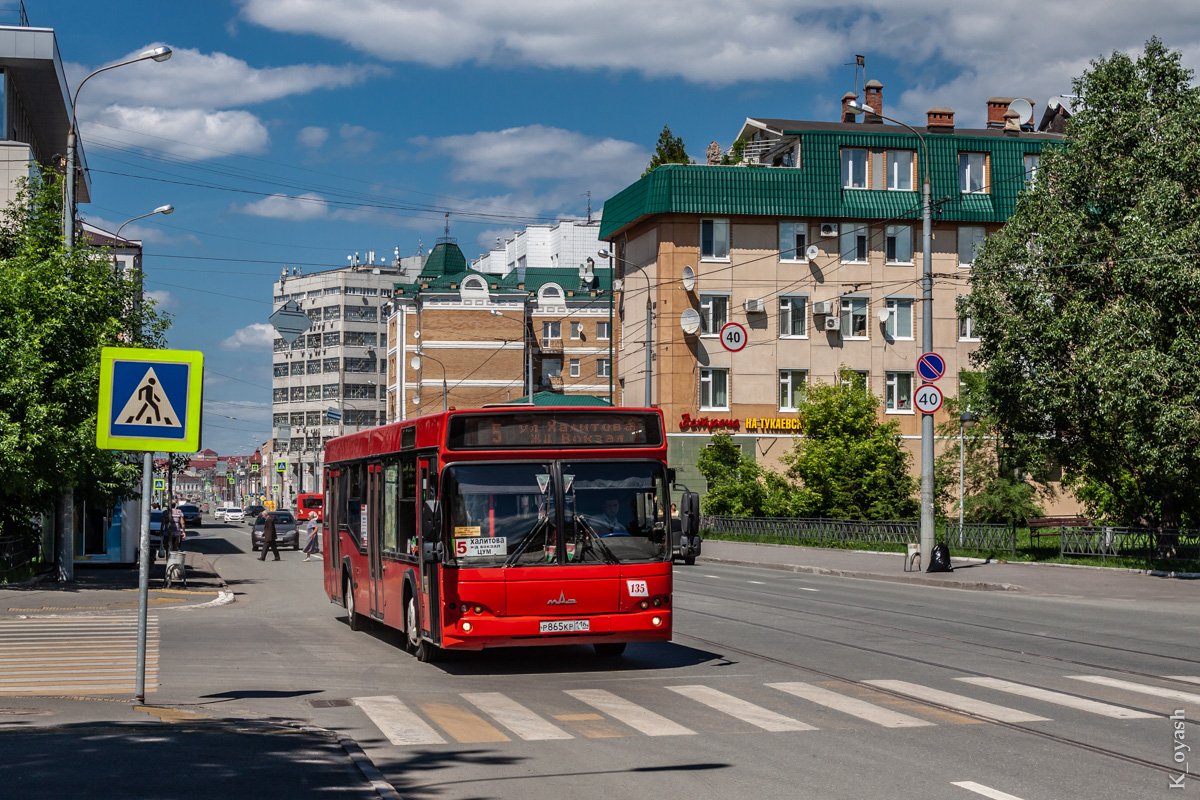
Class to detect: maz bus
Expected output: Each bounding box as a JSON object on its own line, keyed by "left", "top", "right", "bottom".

{"left": 321, "top": 407, "right": 699, "bottom": 662}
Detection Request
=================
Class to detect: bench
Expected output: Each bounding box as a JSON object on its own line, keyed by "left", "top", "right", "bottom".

{"left": 1027, "top": 516, "right": 1091, "bottom": 545}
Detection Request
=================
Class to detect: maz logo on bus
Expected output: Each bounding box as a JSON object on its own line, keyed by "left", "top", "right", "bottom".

{"left": 547, "top": 591, "right": 577, "bottom": 605}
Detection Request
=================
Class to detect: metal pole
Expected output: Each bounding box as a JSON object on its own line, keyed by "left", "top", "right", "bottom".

{"left": 959, "top": 421, "right": 965, "bottom": 546}
{"left": 607, "top": 254, "right": 615, "bottom": 405}
{"left": 134, "top": 451, "right": 152, "bottom": 702}
{"left": 920, "top": 170, "right": 936, "bottom": 567}
{"left": 644, "top": 296, "right": 653, "bottom": 407}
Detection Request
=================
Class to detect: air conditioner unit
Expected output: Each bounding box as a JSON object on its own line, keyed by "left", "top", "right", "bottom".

{"left": 819, "top": 222, "right": 839, "bottom": 237}
{"left": 823, "top": 315, "right": 842, "bottom": 332}
{"left": 743, "top": 298, "right": 765, "bottom": 313}
{"left": 811, "top": 300, "right": 833, "bottom": 316}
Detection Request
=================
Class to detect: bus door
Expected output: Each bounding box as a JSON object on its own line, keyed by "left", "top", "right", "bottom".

{"left": 418, "top": 454, "right": 441, "bottom": 644}
{"left": 367, "top": 462, "right": 385, "bottom": 621}
{"left": 324, "top": 468, "right": 341, "bottom": 602}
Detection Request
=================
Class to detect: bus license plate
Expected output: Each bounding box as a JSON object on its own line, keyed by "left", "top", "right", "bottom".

{"left": 539, "top": 619, "right": 590, "bottom": 634}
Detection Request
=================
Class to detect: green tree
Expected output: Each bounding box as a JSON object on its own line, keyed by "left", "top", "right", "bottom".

{"left": 0, "top": 174, "right": 169, "bottom": 541}
{"left": 782, "top": 376, "right": 918, "bottom": 519}
{"left": 642, "top": 125, "right": 691, "bottom": 176}
{"left": 966, "top": 38, "right": 1200, "bottom": 528}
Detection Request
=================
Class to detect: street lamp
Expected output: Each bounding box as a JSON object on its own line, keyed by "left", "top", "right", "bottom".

{"left": 115, "top": 204, "right": 173, "bottom": 241}
{"left": 599, "top": 248, "right": 653, "bottom": 407}
{"left": 960, "top": 412, "right": 979, "bottom": 537}
{"left": 580, "top": 257, "right": 615, "bottom": 405}
{"left": 846, "top": 99, "right": 937, "bottom": 569}
{"left": 410, "top": 352, "right": 447, "bottom": 412}
{"left": 63, "top": 46, "right": 172, "bottom": 250}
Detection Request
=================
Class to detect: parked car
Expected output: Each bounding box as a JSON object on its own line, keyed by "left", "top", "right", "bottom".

{"left": 252, "top": 511, "right": 299, "bottom": 550}
{"left": 179, "top": 504, "right": 202, "bottom": 527}
{"left": 224, "top": 507, "right": 245, "bottom": 523}
{"left": 149, "top": 510, "right": 166, "bottom": 549}
{"left": 243, "top": 504, "right": 266, "bottom": 521}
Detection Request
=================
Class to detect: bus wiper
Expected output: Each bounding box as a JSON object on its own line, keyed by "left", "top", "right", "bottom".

{"left": 576, "top": 515, "right": 619, "bottom": 565}
{"left": 505, "top": 516, "right": 548, "bottom": 566}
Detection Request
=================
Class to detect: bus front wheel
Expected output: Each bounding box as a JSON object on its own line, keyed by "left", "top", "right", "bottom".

{"left": 345, "top": 574, "right": 364, "bottom": 632}
{"left": 406, "top": 594, "right": 439, "bottom": 663}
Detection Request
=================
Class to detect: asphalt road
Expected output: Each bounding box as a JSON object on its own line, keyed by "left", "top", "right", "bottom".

{"left": 11, "top": 519, "right": 1200, "bottom": 799}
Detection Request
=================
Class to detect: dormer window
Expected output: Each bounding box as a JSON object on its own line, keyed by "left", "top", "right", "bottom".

{"left": 538, "top": 284, "right": 564, "bottom": 305}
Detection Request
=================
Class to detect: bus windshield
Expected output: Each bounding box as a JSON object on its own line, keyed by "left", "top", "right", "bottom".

{"left": 442, "top": 461, "right": 668, "bottom": 568}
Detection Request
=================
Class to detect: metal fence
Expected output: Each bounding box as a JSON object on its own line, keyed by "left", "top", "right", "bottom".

{"left": 1058, "top": 526, "right": 1200, "bottom": 564}
{"left": 0, "top": 532, "right": 39, "bottom": 582}
{"left": 700, "top": 515, "right": 1015, "bottom": 555}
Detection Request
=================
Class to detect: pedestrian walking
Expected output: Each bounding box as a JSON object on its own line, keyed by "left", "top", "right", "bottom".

{"left": 303, "top": 512, "right": 321, "bottom": 561}
{"left": 258, "top": 513, "right": 280, "bottom": 561}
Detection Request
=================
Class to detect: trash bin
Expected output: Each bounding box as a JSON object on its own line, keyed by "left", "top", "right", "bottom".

{"left": 165, "top": 550, "right": 187, "bottom": 589}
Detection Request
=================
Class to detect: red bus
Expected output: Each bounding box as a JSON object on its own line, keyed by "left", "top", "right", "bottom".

{"left": 321, "top": 406, "right": 699, "bottom": 662}
{"left": 296, "top": 492, "right": 324, "bottom": 523}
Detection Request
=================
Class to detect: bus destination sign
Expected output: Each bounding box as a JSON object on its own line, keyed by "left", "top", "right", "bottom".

{"left": 449, "top": 412, "right": 663, "bottom": 450}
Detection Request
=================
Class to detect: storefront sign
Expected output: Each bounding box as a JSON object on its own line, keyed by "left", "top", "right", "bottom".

{"left": 679, "top": 413, "right": 740, "bottom": 433}
{"left": 679, "top": 413, "right": 804, "bottom": 434}
{"left": 744, "top": 417, "right": 805, "bottom": 433}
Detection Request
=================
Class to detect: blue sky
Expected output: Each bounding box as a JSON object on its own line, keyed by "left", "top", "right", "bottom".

{"left": 31, "top": 0, "right": 1200, "bottom": 455}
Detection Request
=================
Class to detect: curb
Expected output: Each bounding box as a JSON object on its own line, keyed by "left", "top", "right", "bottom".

{"left": 695, "top": 555, "right": 1027, "bottom": 592}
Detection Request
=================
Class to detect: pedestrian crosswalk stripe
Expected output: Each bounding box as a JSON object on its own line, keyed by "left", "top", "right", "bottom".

{"left": 564, "top": 689, "right": 695, "bottom": 736}
{"left": 461, "top": 692, "right": 574, "bottom": 740}
{"left": 951, "top": 780, "right": 1028, "bottom": 800}
{"left": 419, "top": 702, "right": 509, "bottom": 743}
{"left": 351, "top": 696, "right": 445, "bottom": 745}
{"left": 1165, "top": 676, "right": 1200, "bottom": 686}
{"left": 767, "top": 682, "right": 933, "bottom": 728}
{"left": 864, "top": 680, "right": 1050, "bottom": 723}
{"left": 1066, "top": 676, "right": 1200, "bottom": 706}
{"left": 667, "top": 685, "right": 815, "bottom": 732}
{"left": 0, "top": 615, "right": 157, "bottom": 696}
{"left": 956, "top": 677, "right": 1157, "bottom": 719}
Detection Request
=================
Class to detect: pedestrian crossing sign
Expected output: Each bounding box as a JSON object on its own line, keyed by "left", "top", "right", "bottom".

{"left": 96, "top": 347, "right": 203, "bottom": 453}
{"left": 154, "top": 478, "right": 165, "bottom": 491}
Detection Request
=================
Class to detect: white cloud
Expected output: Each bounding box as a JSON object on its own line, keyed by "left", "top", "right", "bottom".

{"left": 145, "top": 289, "right": 176, "bottom": 310}
{"left": 297, "top": 126, "right": 329, "bottom": 148}
{"left": 85, "top": 106, "right": 269, "bottom": 160}
{"left": 220, "top": 323, "right": 277, "bottom": 351}
{"left": 235, "top": 192, "right": 330, "bottom": 220}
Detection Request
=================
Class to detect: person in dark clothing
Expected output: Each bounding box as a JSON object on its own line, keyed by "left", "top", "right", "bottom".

{"left": 258, "top": 513, "right": 280, "bottom": 561}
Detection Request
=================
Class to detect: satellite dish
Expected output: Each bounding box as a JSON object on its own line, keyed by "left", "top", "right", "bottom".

{"left": 805, "top": 244, "right": 820, "bottom": 261}
{"left": 1007, "top": 98, "right": 1033, "bottom": 126}
{"left": 680, "top": 308, "right": 701, "bottom": 335}
{"left": 412, "top": 395, "right": 420, "bottom": 405}
{"left": 412, "top": 330, "right": 421, "bottom": 340}
{"left": 410, "top": 355, "right": 421, "bottom": 370}
{"left": 682, "top": 265, "right": 696, "bottom": 292}
{"left": 877, "top": 307, "right": 890, "bottom": 323}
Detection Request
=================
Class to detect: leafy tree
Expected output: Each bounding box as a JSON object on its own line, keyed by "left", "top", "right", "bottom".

{"left": 642, "top": 125, "right": 691, "bottom": 176}
{"left": 966, "top": 38, "right": 1200, "bottom": 529}
{"left": 782, "top": 376, "right": 918, "bottom": 519}
{"left": 0, "top": 174, "right": 169, "bottom": 541}
{"left": 720, "top": 138, "right": 747, "bottom": 165}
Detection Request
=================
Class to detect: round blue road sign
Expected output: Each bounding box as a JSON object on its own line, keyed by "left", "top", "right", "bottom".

{"left": 917, "top": 352, "right": 946, "bottom": 383}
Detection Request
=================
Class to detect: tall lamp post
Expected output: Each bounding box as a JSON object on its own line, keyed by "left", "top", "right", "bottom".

{"left": 410, "top": 351, "right": 448, "bottom": 412}
{"left": 579, "top": 257, "right": 615, "bottom": 405}
{"left": 598, "top": 248, "right": 652, "bottom": 407}
{"left": 488, "top": 309, "right": 533, "bottom": 401}
{"left": 846, "top": 99, "right": 937, "bottom": 569}
{"left": 958, "top": 411, "right": 978, "bottom": 541}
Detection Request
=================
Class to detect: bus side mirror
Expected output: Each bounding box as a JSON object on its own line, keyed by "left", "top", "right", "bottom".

{"left": 420, "top": 499, "right": 442, "bottom": 564}
{"left": 680, "top": 492, "right": 700, "bottom": 538}
{"left": 667, "top": 468, "right": 677, "bottom": 485}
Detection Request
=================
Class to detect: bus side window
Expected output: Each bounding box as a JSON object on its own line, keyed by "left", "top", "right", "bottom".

{"left": 347, "top": 463, "right": 364, "bottom": 543}
{"left": 399, "top": 455, "right": 417, "bottom": 557}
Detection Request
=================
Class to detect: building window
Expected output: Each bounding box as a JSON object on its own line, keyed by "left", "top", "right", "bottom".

{"left": 306, "top": 334, "right": 321, "bottom": 349}
{"left": 306, "top": 385, "right": 321, "bottom": 400}
{"left": 779, "top": 222, "right": 807, "bottom": 261}
{"left": 840, "top": 224, "right": 868, "bottom": 263}
{"left": 307, "top": 360, "right": 321, "bottom": 375}
{"left": 886, "top": 371, "right": 914, "bottom": 412}
{"left": 597, "top": 358, "right": 611, "bottom": 378}
{"left": 597, "top": 321, "right": 610, "bottom": 340}
{"left": 344, "top": 331, "right": 377, "bottom": 347}
{"left": 324, "top": 306, "right": 341, "bottom": 320}
{"left": 959, "top": 300, "right": 978, "bottom": 341}
{"left": 323, "top": 357, "right": 340, "bottom": 373}
{"left": 290, "top": 361, "right": 305, "bottom": 376}
{"left": 273, "top": 339, "right": 288, "bottom": 353}
{"left": 700, "top": 368, "right": 729, "bottom": 410}
{"left": 541, "top": 358, "right": 562, "bottom": 388}
{"left": 1024, "top": 153, "right": 1040, "bottom": 184}
{"left": 841, "top": 370, "right": 868, "bottom": 390}
{"left": 701, "top": 219, "right": 730, "bottom": 260}
{"left": 323, "top": 384, "right": 339, "bottom": 400}
{"left": 570, "top": 321, "right": 583, "bottom": 340}
{"left": 841, "top": 148, "right": 868, "bottom": 189}
{"left": 273, "top": 413, "right": 289, "bottom": 426}
{"left": 959, "top": 226, "right": 986, "bottom": 267}
{"left": 290, "top": 412, "right": 305, "bottom": 426}
{"left": 569, "top": 358, "right": 580, "bottom": 378}
{"left": 306, "top": 411, "right": 322, "bottom": 425}
{"left": 884, "top": 298, "right": 913, "bottom": 339}
{"left": 344, "top": 358, "right": 377, "bottom": 373}
{"left": 700, "top": 294, "right": 729, "bottom": 334}
{"left": 324, "top": 287, "right": 341, "bottom": 296}
{"left": 840, "top": 296, "right": 869, "bottom": 338}
{"left": 273, "top": 388, "right": 288, "bottom": 403}
{"left": 885, "top": 225, "right": 913, "bottom": 264}
{"left": 345, "top": 383, "right": 377, "bottom": 399}
{"left": 779, "top": 370, "right": 807, "bottom": 411}
{"left": 273, "top": 363, "right": 288, "bottom": 378}
{"left": 779, "top": 296, "right": 807, "bottom": 337}
{"left": 344, "top": 306, "right": 377, "bottom": 322}
{"left": 289, "top": 386, "right": 304, "bottom": 401}
{"left": 542, "top": 321, "right": 561, "bottom": 347}
{"left": 291, "top": 337, "right": 305, "bottom": 351}
{"left": 959, "top": 152, "right": 987, "bottom": 193}
{"left": 323, "top": 332, "right": 340, "bottom": 347}
{"left": 887, "top": 150, "right": 914, "bottom": 191}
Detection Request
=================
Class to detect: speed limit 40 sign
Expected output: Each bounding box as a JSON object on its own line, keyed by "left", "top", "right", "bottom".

{"left": 720, "top": 322, "right": 748, "bottom": 352}
{"left": 914, "top": 384, "right": 944, "bottom": 414}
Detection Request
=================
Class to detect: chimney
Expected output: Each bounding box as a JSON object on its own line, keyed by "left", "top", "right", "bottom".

{"left": 1003, "top": 109, "right": 1021, "bottom": 133}
{"left": 841, "top": 92, "right": 859, "bottom": 123}
{"left": 863, "top": 80, "right": 883, "bottom": 123}
{"left": 986, "top": 97, "right": 1013, "bottom": 128}
{"left": 926, "top": 107, "right": 955, "bottom": 132}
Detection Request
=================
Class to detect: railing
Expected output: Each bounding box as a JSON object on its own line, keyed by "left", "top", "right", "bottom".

{"left": 0, "top": 530, "right": 38, "bottom": 582}
{"left": 700, "top": 515, "right": 1015, "bottom": 555}
{"left": 1059, "top": 526, "right": 1200, "bottom": 564}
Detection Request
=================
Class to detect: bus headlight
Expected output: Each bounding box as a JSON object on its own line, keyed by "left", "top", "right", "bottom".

{"left": 639, "top": 600, "right": 650, "bottom": 610}
{"left": 651, "top": 616, "right": 662, "bottom": 627}
{"left": 462, "top": 621, "right": 473, "bottom": 632}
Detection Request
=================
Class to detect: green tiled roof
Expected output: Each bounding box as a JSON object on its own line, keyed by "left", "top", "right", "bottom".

{"left": 508, "top": 391, "right": 613, "bottom": 406}
{"left": 599, "top": 130, "right": 1060, "bottom": 238}
{"left": 420, "top": 241, "right": 468, "bottom": 277}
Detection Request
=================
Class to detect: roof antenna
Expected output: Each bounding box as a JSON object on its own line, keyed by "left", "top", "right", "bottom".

{"left": 586, "top": 190, "right": 592, "bottom": 224}
{"left": 844, "top": 54, "right": 865, "bottom": 100}
{"left": 444, "top": 212, "right": 450, "bottom": 239}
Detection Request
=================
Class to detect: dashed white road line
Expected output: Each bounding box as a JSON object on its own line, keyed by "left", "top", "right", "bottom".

{"left": 951, "top": 781, "right": 1027, "bottom": 800}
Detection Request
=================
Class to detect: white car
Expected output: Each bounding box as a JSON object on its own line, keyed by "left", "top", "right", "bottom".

{"left": 213, "top": 506, "right": 226, "bottom": 520}
{"left": 224, "top": 507, "right": 245, "bottom": 523}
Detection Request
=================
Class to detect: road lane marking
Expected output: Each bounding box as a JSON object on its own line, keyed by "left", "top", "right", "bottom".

{"left": 564, "top": 689, "right": 695, "bottom": 736}
{"left": 864, "top": 681, "right": 1049, "bottom": 723}
{"left": 419, "top": 702, "right": 509, "bottom": 743}
{"left": 667, "top": 685, "right": 815, "bottom": 731}
{"left": 747, "top": 581, "right": 766, "bottom": 585}
{"left": 1067, "top": 676, "right": 1200, "bottom": 705}
{"left": 956, "top": 677, "right": 1156, "bottom": 719}
{"left": 0, "top": 616, "right": 157, "bottom": 696}
{"left": 799, "top": 588, "right": 819, "bottom": 592}
{"left": 462, "top": 693, "right": 573, "bottom": 740}
{"left": 1166, "top": 676, "right": 1200, "bottom": 685}
{"left": 951, "top": 781, "right": 1027, "bottom": 799}
{"left": 768, "top": 682, "right": 933, "bottom": 728}
{"left": 351, "top": 696, "right": 445, "bottom": 745}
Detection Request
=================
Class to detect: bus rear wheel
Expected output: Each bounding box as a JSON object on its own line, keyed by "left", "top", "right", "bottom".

{"left": 594, "top": 642, "right": 626, "bottom": 658}
{"left": 406, "top": 594, "right": 439, "bottom": 663}
{"left": 345, "top": 574, "right": 364, "bottom": 632}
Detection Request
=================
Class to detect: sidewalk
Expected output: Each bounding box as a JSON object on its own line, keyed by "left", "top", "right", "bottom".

{"left": 696, "top": 539, "right": 1200, "bottom": 602}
